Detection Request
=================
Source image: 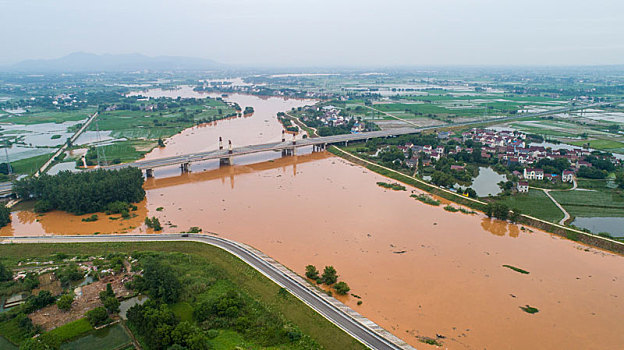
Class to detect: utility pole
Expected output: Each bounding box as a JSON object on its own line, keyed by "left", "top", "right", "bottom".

{"left": 95, "top": 119, "right": 107, "bottom": 167}
{"left": 3, "top": 141, "right": 11, "bottom": 176}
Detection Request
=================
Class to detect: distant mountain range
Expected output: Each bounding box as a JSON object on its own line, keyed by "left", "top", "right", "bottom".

{"left": 2, "top": 52, "right": 224, "bottom": 72}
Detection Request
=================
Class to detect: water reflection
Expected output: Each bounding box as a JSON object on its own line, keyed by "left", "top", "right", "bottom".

{"left": 480, "top": 217, "right": 520, "bottom": 238}
{"left": 144, "top": 150, "right": 325, "bottom": 191}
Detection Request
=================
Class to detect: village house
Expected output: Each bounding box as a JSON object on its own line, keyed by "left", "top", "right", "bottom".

{"left": 517, "top": 181, "right": 529, "bottom": 193}
{"left": 562, "top": 170, "right": 575, "bottom": 183}
{"left": 450, "top": 165, "right": 465, "bottom": 171}
{"left": 523, "top": 168, "right": 544, "bottom": 180}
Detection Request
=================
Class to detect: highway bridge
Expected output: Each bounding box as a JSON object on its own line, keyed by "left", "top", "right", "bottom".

{"left": 1, "top": 234, "right": 415, "bottom": 350}
{"left": 105, "top": 99, "right": 616, "bottom": 176}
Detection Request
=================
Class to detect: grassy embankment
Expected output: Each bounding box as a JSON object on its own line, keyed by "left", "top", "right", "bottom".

{"left": 0, "top": 242, "right": 366, "bottom": 350}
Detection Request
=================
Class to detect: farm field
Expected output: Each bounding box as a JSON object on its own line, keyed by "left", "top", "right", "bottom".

{"left": 550, "top": 190, "right": 624, "bottom": 217}
{"left": 495, "top": 189, "right": 564, "bottom": 223}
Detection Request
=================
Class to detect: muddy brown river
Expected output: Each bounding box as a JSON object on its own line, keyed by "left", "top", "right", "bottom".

{"left": 2, "top": 88, "right": 623, "bottom": 349}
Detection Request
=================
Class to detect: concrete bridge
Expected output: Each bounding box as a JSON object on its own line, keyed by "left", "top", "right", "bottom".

{"left": 108, "top": 127, "right": 422, "bottom": 176}
{"left": 106, "top": 99, "right": 616, "bottom": 177}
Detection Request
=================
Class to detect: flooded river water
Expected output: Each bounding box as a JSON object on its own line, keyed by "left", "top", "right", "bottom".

{"left": 2, "top": 87, "right": 624, "bottom": 349}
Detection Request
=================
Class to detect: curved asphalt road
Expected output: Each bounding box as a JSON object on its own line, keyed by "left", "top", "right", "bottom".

{"left": 0, "top": 234, "right": 410, "bottom": 350}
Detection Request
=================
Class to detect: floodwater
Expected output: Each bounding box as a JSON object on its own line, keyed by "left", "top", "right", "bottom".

{"left": 572, "top": 217, "right": 624, "bottom": 237}
{"left": 2, "top": 90, "right": 624, "bottom": 349}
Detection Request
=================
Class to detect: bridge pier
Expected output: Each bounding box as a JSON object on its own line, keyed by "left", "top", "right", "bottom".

{"left": 145, "top": 169, "right": 154, "bottom": 178}
{"left": 282, "top": 148, "right": 295, "bottom": 156}
{"left": 180, "top": 162, "right": 190, "bottom": 173}
{"left": 220, "top": 140, "right": 233, "bottom": 166}
{"left": 312, "top": 143, "right": 327, "bottom": 152}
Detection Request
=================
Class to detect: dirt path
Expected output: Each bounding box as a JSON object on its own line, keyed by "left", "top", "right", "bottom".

{"left": 284, "top": 112, "right": 319, "bottom": 137}
{"left": 531, "top": 179, "right": 577, "bottom": 225}
{"left": 542, "top": 188, "right": 571, "bottom": 225}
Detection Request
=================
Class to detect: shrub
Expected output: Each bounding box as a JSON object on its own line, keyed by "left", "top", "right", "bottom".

{"left": 0, "top": 261, "right": 12, "bottom": 281}
{"left": 443, "top": 205, "right": 459, "bottom": 212}
{"left": 145, "top": 217, "right": 163, "bottom": 231}
{"left": 34, "top": 200, "right": 53, "bottom": 213}
{"left": 333, "top": 281, "right": 350, "bottom": 295}
{"left": 305, "top": 265, "right": 319, "bottom": 280}
{"left": 411, "top": 194, "right": 440, "bottom": 206}
{"left": 81, "top": 214, "right": 98, "bottom": 222}
{"left": 520, "top": 305, "right": 539, "bottom": 314}
{"left": 321, "top": 266, "right": 338, "bottom": 285}
{"left": 56, "top": 294, "right": 74, "bottom": 311}
{"left": 86, "top": 307, "right": 110, "bottom": 327}
{"left": 0, "top": 204, "right": 9, "bottom": 228}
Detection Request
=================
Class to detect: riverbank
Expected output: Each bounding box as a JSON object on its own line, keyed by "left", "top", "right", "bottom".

{"left": 327, "top": 145, "right": 624, "bottom": 255}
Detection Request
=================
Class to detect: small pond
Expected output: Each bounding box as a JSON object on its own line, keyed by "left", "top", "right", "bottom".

{"left": 571, "top": 217, "right": 624, "bottom": 238}
{"left": 457, "top": 167, "right": 507, "bottom": 197}
{"left": 119, "top": 295, "right": 149, "bottom": 320}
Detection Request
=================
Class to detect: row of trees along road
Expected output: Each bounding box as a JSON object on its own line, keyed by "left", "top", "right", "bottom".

{"left": 305, "top": 265, "right": 351, "bottom": 295}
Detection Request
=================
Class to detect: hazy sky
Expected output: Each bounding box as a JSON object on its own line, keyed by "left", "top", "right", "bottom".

{"left": 1, "top": 0, "right": 623, "bottom": 66}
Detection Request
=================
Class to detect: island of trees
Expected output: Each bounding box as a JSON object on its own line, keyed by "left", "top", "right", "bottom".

{"left": 13, "top": 168, "right": 145, "bottom": 215}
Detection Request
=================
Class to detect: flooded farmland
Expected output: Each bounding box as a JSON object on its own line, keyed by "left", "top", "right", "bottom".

{"left": 2, "top": 89, "right": 623, "bottom": 349}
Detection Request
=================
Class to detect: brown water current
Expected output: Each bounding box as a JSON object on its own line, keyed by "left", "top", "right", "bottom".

{"left": 3, "top": 89, "right": 623, "bottom": 349}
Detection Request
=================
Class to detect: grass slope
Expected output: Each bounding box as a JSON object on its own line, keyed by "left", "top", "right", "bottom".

{"left": 0, "top": 242, "right": 365, "bottom": 350}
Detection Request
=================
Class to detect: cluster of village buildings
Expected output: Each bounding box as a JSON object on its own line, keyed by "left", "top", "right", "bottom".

{"left": 387, "top": 128, "right": 622, "bottom": 193}
{"left": 303, "top": 105, "right": 366, "bottom": 133}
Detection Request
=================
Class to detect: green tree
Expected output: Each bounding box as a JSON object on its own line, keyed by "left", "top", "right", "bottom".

{"left": 333, "top": 281, "right": 351, "bottom": 295}
{"left": 0, "top": 204, "right": 11, "bottom": 228}
{"left": 0, "top": 261, "right": 12, "bottom": 281}
{"left": 99, "top": 283, "right": 115, "bottom": 300}
{"left": 86, "top": 307, "right": 110, "bottom": 327}
{"left": 56, "top": 263, "right": 83, "bottom": 286}
{"left": 102, "top": 297, "right": 120, "bottom": 314}
{"left": 56, "top": 294, "right": 74, "bottom": 311}
{"left": 510, "top": 208, "right": 522, "bottom": 223}
{"left": 135, "top": 259, "right": 181, "bottom": 303}
{"left": 616, "top": 171, "right": 624, "bottom": 189}
{"left": 321, "top": 266, "right": 338, "bottom": 285}
{"left": 26, "top": 291, "right": 56, "bottom": 312}
{"left": 305, "top": 265, "right": 319, "bottom": 280}
{"left": 485, "top": 202, "right": 510, "bottom": 221}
